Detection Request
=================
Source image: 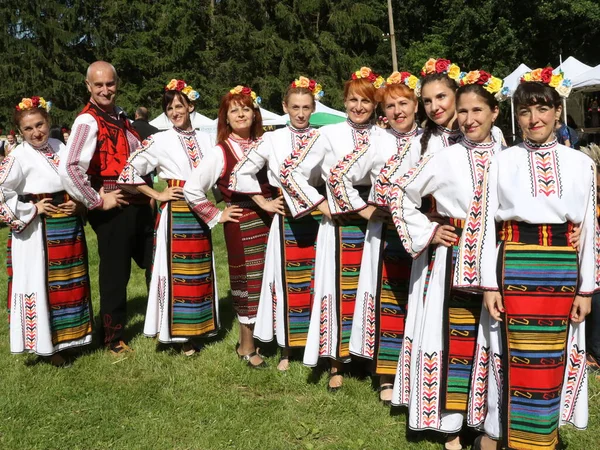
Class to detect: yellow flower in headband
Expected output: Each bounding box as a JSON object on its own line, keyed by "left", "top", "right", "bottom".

{"left": 485, "top": 77, "right": 503, "bottom": 94}
{"left": 230, "top": 85, "right": 244, "bottom": 95}
{"left": 549, "top": 73, "right": 563, "bottom": 88}
{"left": 523, "top": 72, "right": 532, "bottom": 82}
{"left": 407, "top": 75, "right": 419, "bottom": 90}
{"left": 182, "top": 86, "right": 193, "bottom": 95}
{"left": 39, "top": 98, "right": 47, "bottom": 109}
{"left": 447, "top": 64, "right": 461, "bottom": 80}
{"left": 373, "top": 76, "right": 385, "bottom": 89}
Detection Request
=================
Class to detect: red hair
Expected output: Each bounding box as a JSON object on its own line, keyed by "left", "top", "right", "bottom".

{"left": 217, "top": 93, "right": 263, "bottom": 144}
{"left": 343, "top": 78, "right": 377, "bottom": 104}
{"left": 375, "top": 83, "right": 417, "bottom": 104}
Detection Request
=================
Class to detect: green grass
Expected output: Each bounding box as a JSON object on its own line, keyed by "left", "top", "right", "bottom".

{"left": 0, "top": 222, "right": 598, "bottom": 449}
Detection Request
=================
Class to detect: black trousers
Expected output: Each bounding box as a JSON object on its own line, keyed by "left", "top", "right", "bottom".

{"left": 88, "top": 204, "right": 154, "bottom": 345}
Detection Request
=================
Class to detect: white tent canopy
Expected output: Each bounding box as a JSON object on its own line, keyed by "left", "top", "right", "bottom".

{"left": 150, "top": 111, "right": 215, "bottom": 130}
{"left": 281, "top": 100, "right": 346, "bottom": 123}
{"left": 259, "top": 107, "right": 287, "bottom": 126}
{"left": 503, "top": 64, "right": 532, "bottom": 143}
{"left": 554, "top": 56, "right": 593, "bottom": 81}
{"left": 572, "top": 64, "right": 600, "bottom": 91}
{"left": 503, "top": 63, "right": 532, "bottom": 96}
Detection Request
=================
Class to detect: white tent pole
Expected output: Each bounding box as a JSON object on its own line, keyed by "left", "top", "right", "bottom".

{"left": 511, "top": 97, "right": 516, "bottom": 144}
{"left": 563, "top": 98, "right": 568, "bottom": 124}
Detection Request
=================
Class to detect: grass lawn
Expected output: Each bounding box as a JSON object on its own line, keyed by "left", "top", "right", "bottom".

{"left": 0, "top": 219, "right": 598, "bottom": 449}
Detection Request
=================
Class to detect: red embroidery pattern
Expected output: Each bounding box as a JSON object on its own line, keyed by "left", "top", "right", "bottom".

{"left": 66, "top": 123, "right": 102, "bottom": 208}
{"left": 328, "top": 128, "right": 370, "bottom": 212}
{"left": 468, "top": 345, "right": 490, "bottom": 426}
{"left": 456, "top": 148, "right": 494, "bottom": 287}
{"left": 362, "top": 292, "right": 375, "bottom": 358}
{"left": 373, "top": 139, "right": 412, "bottom": 207}
{"left": 417, "top": 351, "right": 440, "bottom": 429}
{"left": 561, "top": 344, "right": 586, "bottom": 424}
{"left": 399, "top": 336, "right": 413, "bottom": 405}
{"left": 318, "top": 294, "right": 333, "bottom": 357}
{"left": 191, "top": 200, "right": 220, "bottom": 225}
{"left": 388, "top": 156, "right": 433, "bottom": 258}
{"left": 179, "top": 134, "right": 202, "bottom": 169}
{"left": 23, "top": 293, "right": 37, "bottom": 350}
{"left": 530, "top": 150, "right": 562, "bottom": 197}
{"left": 279, "top": 128, "right": 320, "bottom": 214}
{"left": 119, "top": 136, "right": 154, "bottom": 185}
{"left": 227, "top": 138, "right": 262, "bottom": 192}
{"left": 38, "top": 145, "right": 60, "bottom": 172}
{"left": 270, "top": 282, "right": 277, "bottom": 331}
{"left": 0, "top": 156, "right": 15, "bottom": 184}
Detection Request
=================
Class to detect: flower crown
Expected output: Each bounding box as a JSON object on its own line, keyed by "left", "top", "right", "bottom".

{"left": 16, "top": 96, "right": 50, "bottom": 112}
{"left": 386, "top": 71, "right": 422, "bottom": 96}
{"left": 519, "top": 67, "right": 572, "bottom": 98}
{"left": 457, "top": 70, "right": 508, "bottom": 101}
{"left": 420, "top": 58, "right": 461, "bottom": 84}
{"left": 351, "top": 67, "right": 385, "bottom": 89}
{"left": 165, "top": 79, "right": 200, "bottom": 102}
{"left": 291, "top": 76, "right": 324, "bottom": 100}
{"left": 229, "top": 85, "right": 261, "bottom": 108}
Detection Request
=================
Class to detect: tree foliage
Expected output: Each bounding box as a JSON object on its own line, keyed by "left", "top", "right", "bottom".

{"left": 0, "top": 0, "right": 599, "bottom": 129}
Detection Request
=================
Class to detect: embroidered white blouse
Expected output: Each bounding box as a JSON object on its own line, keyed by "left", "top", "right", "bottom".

{"left": 389, "top": 138, "right": 503, "bottom": 259}
{"left": 229, "top": 126, "right": 328, "bottom": 218}
{"left": 0, "top": 138, "right": 64, "bottom": 233}
{"left": 454, "top": 139, "right": 599, "bottom": 295}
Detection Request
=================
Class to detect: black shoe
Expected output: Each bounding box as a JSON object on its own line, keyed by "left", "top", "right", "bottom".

{"left": 235, "top": 343, "right": 267, "bottom": 369}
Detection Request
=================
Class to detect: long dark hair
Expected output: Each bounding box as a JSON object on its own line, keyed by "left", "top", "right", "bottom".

{"left": 419, "top": 73, "right": 458, "bottom": 155}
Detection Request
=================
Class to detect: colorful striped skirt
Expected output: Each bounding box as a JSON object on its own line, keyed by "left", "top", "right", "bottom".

{"left": 43, "top": 211, "right": 93, "bottom": 346}
{"left": 167, "top": 195, "right": 218, "bottom": 338}
{"left": 279, "top": 208, "right": 322, "bottom": 347}
{"left": 373, "top": 221, "right": 412, "bottom": 375}
{"left": 498, "top": 220, "right": 580, "bottom": 450}
{"left": 440, "top": 218, "right": 483, "bottom": 413}
{"left": 334, "top": 214, "right": 369, "bottom": 359}
{"left": 224, "top": 201, "right": 272, "bottom": 322}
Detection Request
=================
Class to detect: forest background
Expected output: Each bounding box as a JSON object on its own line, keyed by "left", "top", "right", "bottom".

{"left": 1, "top": 0, "right": 599, "bottom": 130}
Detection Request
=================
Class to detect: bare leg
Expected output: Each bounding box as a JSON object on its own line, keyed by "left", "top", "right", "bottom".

{"left": 328, "top": 359, "right": 345, "bottom": 390}
{"left": 237, "top": 322, "right": 264, "bottom": 366}
{"left": 277, "top": 347, "right": 290, "bottom": 371}
{"left": 444, "top": 434, "right": 461, "bottom": 450}
{"left": 379, "top": 374, "right": 394, "bottom": 402}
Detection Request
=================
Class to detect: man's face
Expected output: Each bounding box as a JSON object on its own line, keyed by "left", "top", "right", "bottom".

{"left": 86, "top": 66, "right": 117, "bottom": 111}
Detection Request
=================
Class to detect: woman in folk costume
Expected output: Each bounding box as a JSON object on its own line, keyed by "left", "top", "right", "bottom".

{"left": 302, "top": 67, "right": 392, "bottom": 391}
{"left": 348, "top": 71, "right": 423, "bottom": 404}
{"left": 457, "top": 70, "right": 595, "bottom": 450}
{"left": 117, "top": 80, "right": 241, "bottom": 355}
{"left": 5, "top": 130, "right": 18, "bottom": 156}
{"left": 229, "top": 77, "right": 330, "bottom": 371}
{"left": 184, "top": 86, "right": 277, "bottom": 368}
{"left": 1, "top": 97, "right": 93, "bottom": 366}
{"left": 388, "top": 70, "right": 506, "bottom": 450}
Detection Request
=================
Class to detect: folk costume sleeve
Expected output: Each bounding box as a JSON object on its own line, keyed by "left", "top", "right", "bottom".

{"left": 59, "top": 114, "right": 103, "bottom": 210}
{"left": 279, "top": 131, "right": 326, "bottom": 218}
{"left": 388, "top": 154, "right": 440, "bottom": 259}
{"left": 576, "top": 162, "right": 600, "bottom": 295}
{"left": 183, "top": 145, "right": 225, "bottom": 229}
{"left": 117, "top": 136, "right": 159, "bottom": 187}
{"left": 371, "top": 140, "right": 419, "bottom": 207}
{"left": 228, "top": 137, "right": 270, "bottom": 194}
{"left": 327, "top": 132, "right": 372, "bottom": 215}
{"left": 0, "top": 156, "right": 38, "bottom": 233}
